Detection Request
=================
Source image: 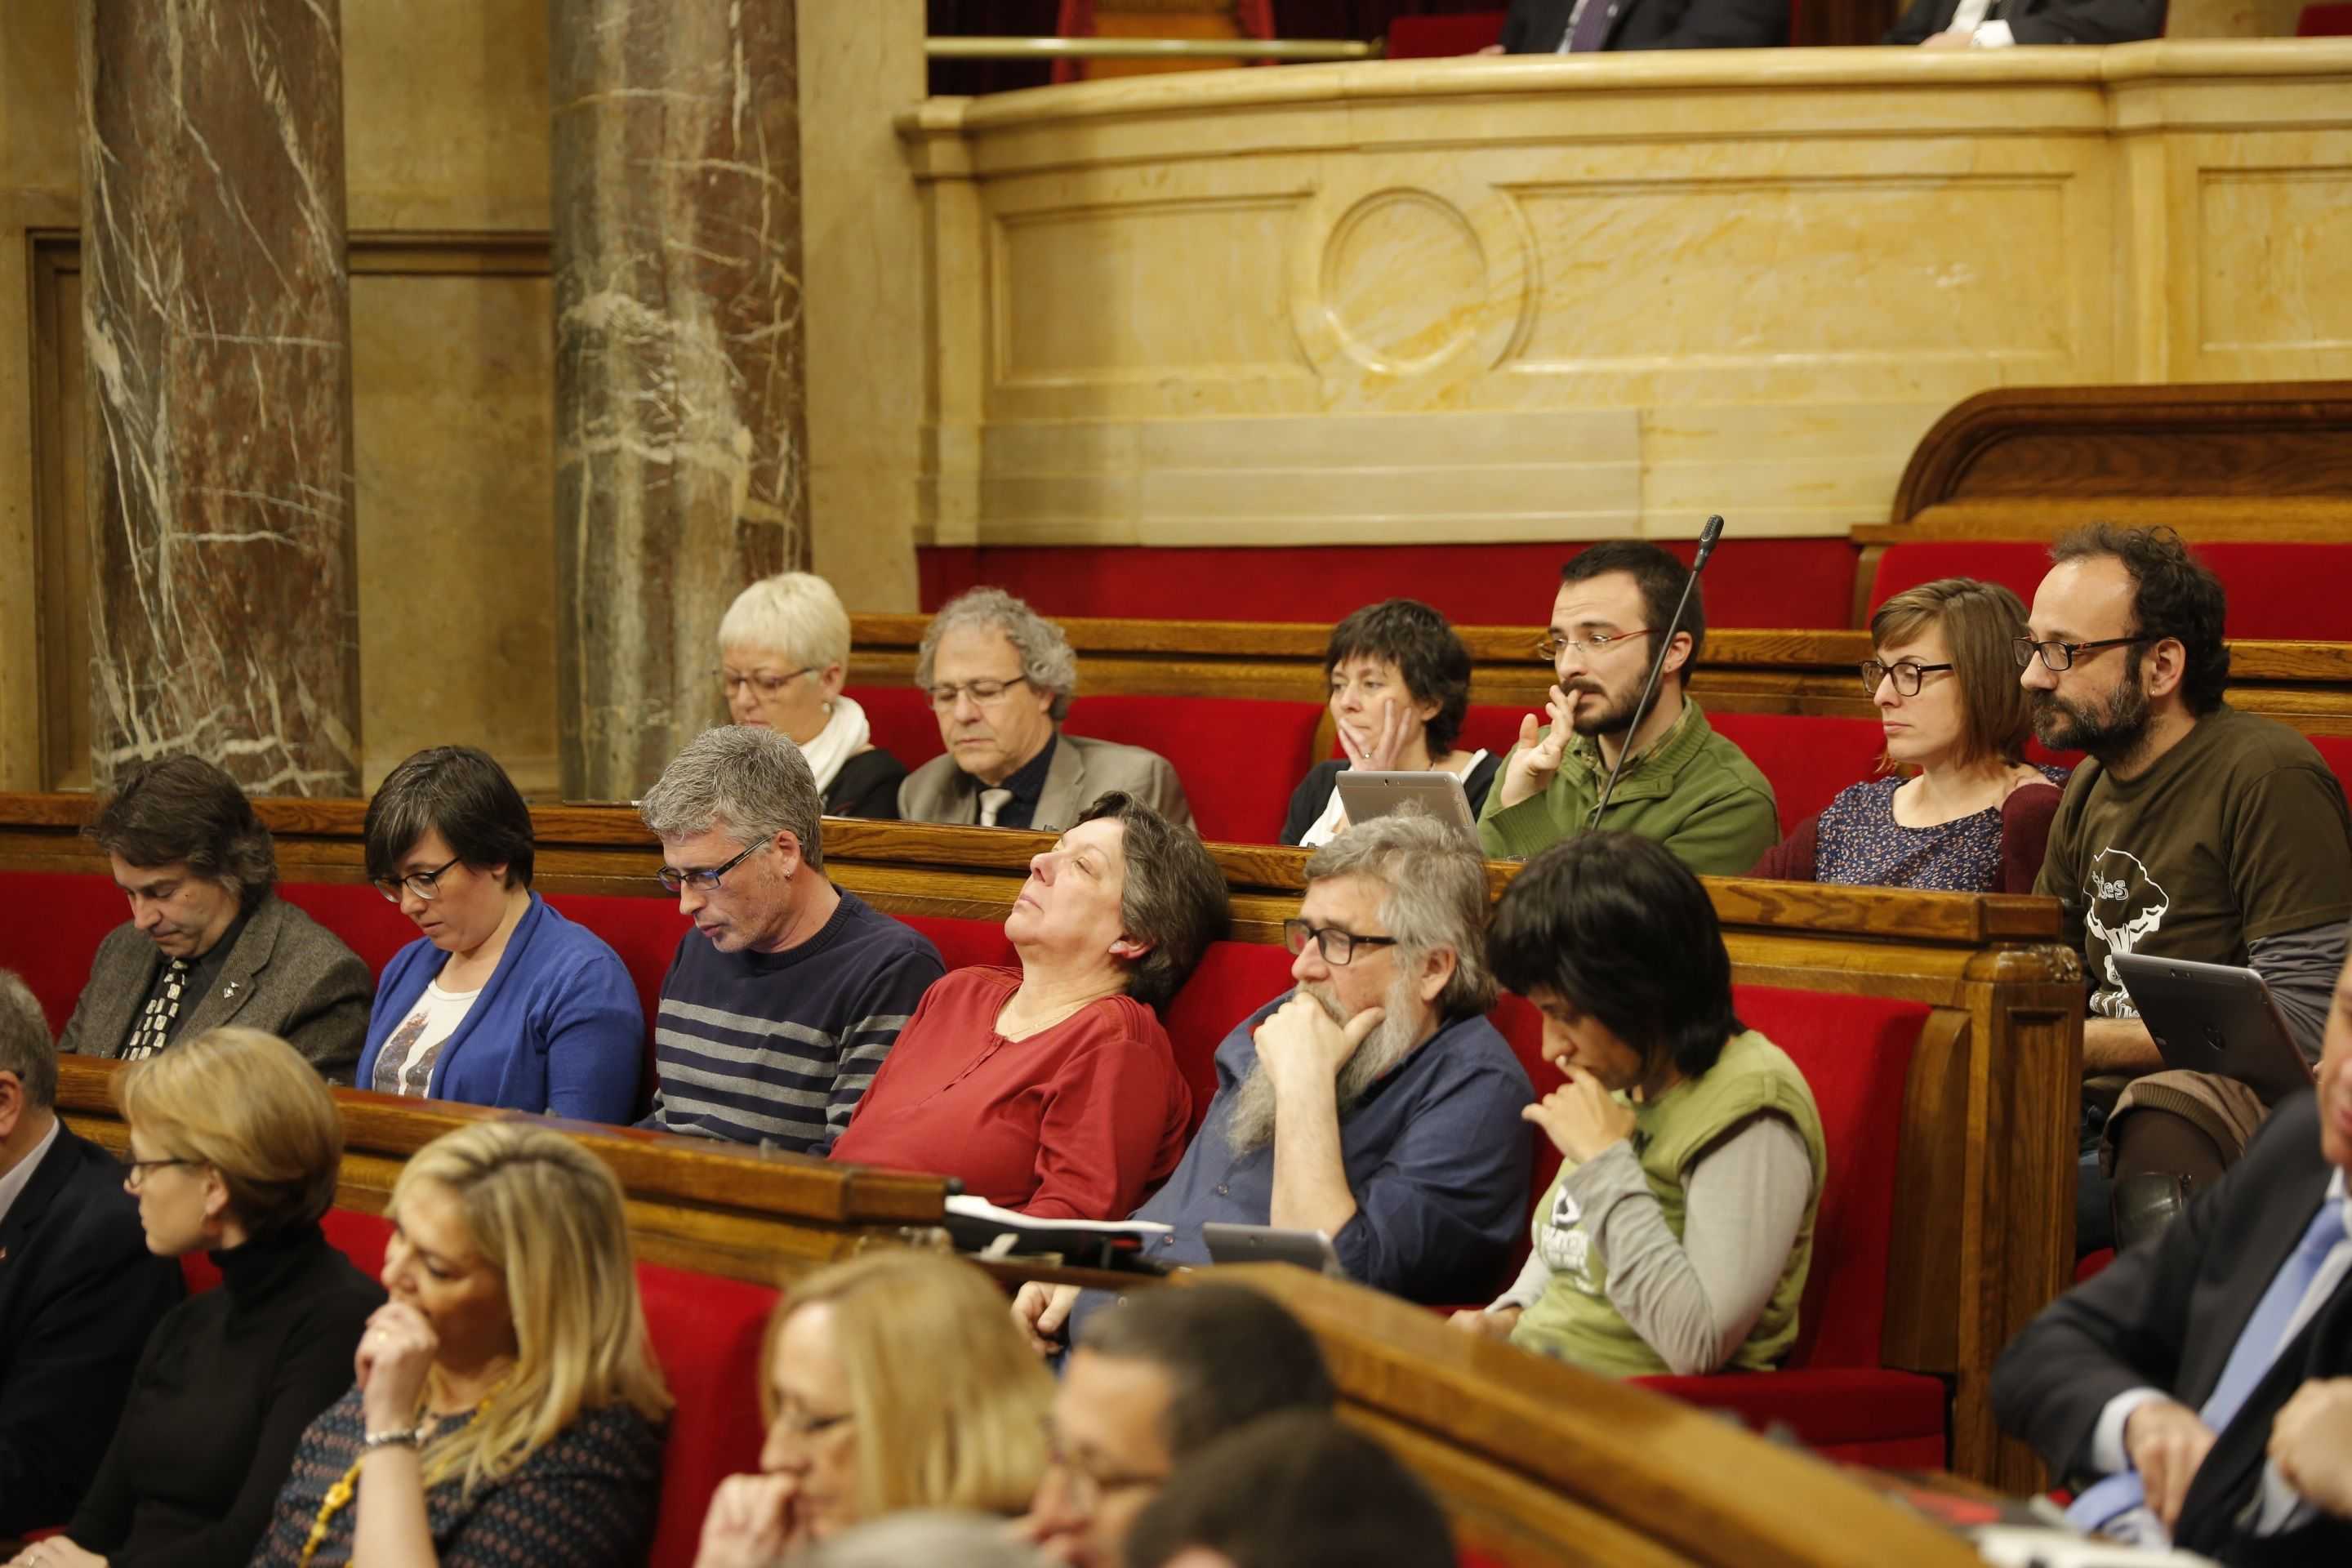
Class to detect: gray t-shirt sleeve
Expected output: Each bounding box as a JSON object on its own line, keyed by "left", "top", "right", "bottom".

{"left": 2248, "top": 921, "right": 2349, "bottom": 1066}
{"left": 1557, "top": 1116, "right": 1815, "bottom": 1376}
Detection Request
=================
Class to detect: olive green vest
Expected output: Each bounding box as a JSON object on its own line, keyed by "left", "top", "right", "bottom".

{"left": 1508, "top": 1031, "right": 1824, "bottom": 1376}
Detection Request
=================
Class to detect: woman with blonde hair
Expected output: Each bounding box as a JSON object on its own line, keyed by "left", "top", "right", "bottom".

{"left": 693, "top": 1251, "right": 1053, "bottom": 1566}
{"left": 248, "top": 1122, "right": 671, "bottom": 1567}
{"left": 720, "top": 572, "right": 906, "bottom": 818}
{"left": 7, "top": 1028, "right": 378, "bottom": 1568}
{"left": 1749, "top": 576, "right": 2067, "bottom": 892}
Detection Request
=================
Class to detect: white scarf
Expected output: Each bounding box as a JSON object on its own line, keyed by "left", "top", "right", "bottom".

{"left": 798, "top": 694, "right": 873, "bottom": 792}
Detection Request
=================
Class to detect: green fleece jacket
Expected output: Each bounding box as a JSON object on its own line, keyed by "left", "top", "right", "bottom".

{"left": 1475, "top": 700, "right": 1780, "bottom": 873}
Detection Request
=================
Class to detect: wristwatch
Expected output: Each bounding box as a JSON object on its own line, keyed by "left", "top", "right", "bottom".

{"left": 360, "top": 1422, "right": 428, "bottom": 1451}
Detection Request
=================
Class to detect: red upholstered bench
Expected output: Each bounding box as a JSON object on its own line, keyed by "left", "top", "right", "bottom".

{"left": 1869, "top": 540, "right": 2352, "bottom": 641}
{"left": 187, "top": 1207, "right": 775, "bottom": 1568}
{"left": 845, "top": 684, "right": 943, "bottom": 773}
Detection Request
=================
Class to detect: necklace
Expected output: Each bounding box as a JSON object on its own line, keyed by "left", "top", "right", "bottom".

{"left": 296, "top": 1381, "right": 503, "bottom": 1568}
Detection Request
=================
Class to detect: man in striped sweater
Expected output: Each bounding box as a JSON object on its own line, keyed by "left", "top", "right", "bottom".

{"left": 639, "top": 727, "right": 943, "bottom": 1151}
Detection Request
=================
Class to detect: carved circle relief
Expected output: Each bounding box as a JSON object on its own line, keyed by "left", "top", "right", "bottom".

{"left": 1319, "top": 189, "right": 1488, "bottom": 378}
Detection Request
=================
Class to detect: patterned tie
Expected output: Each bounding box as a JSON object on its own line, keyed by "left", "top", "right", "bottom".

{"left": 2067, "top": 1193, "right": 2346, "bottom": 1535}
{"left": 123, "top": 957, "right": 192, "bottom": 1060}
{"left": 1565, "top": 0, "right": 1615, "bottom": 52}
{"left": 978, "top": 787, "right": 1016, "bottom": 828}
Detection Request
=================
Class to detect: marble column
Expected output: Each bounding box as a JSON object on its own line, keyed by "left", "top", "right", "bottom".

{"left": 78, "top": 0, "right": 361, "bottom": 795}
{"left": 550, "top": 0, "right": 808, "bottom": 802}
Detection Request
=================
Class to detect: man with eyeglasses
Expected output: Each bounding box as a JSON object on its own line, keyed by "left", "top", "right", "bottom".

{"left": 1010, "top": 814, "right": 1532, "bottom": 1349}
{"left": 1476, "top": 541, "right": 1778, "bottom": 872}
{"left": 0, "top": 968, "right": 184, "bottom": 1539}
{"left": 2023, "top": 523, "right": 2352, "bottom": 1253}
{"left": 637, "top": 726, "right": 945, "bottom": 1150}
{"left": 1019, "top": 1285, "right": 1337, "bottom": 1568}
{"left": 59, "top": 755, "right": 372, "bottom": 1082}
{"left": 898, "top": 588, "right": 1192, "bottom": 832}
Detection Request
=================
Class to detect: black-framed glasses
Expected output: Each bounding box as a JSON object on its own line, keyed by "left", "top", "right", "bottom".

{"left": 1860, "top": 659, "right": 1955, "bottom": 697}
{"left": 1533, "top": 630, "right": 1654, "bottom": 663}
{"left": 657, "top": 840, "right": 765, "bottom": 894}
{"left": 719, "top": 666, "right": 816, "bottom": 698}
{"left": 119, "top": 1152, "right": 203, "bottom": 1189}
{"left": 1282, "top": 919, "right": 1401, "bottom": 966}
{"left": 372, "top": 853, "right": 463, "bottom": 904}
{"left": 2013, "top": 635, "right": 2145, "bottom": 673}
{"left": 927, "top": 675, "right": 1031, "bottom": 710}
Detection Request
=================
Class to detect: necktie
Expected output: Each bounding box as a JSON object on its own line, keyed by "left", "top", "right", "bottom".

{"left": 124, "top": 957, "right": 191, "bottom": 1060}
{"left": 978, "top": 787, "right": 1015, "bottom": 828}
{"left": 2067, "top": 1194, "right": 2346, "bottom": 1534}
{"left": 1565, "top": 0, "right": 1615, "bottom": 52}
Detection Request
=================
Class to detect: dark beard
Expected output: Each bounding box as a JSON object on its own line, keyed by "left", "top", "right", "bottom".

{"left": 2032, "top": 662, "right": 2150, "bottom": 761}
{"left": 1566, "top": 681, "right": 1639, "bottom": 739}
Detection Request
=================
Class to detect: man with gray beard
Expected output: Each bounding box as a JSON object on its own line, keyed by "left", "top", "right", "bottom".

{"left": 1013, "top": 814, "right": 1535, "bottom": 1351}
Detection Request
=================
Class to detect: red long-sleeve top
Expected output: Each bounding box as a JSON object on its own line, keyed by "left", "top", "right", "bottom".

{"left": 828, "top": 967, "right": 1192, "bottom": 1222}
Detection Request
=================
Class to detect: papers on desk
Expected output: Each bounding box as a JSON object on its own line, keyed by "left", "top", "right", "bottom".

{"left": 943, "top": 1196, "right": 1172, "bottom": 1266}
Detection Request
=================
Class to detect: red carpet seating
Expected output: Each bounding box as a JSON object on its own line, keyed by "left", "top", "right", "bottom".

{"left": 1386, "top": 10, "right": 1508, "bottom": 55}
{"left": 176, "top": 1206, "right": 775, "bottom": 1568}
{"left": 917, "top": 540, "right": 1860, "bottom": 632}
{"left": 1869, "top": 541, "right": 2352, "bottom": 642}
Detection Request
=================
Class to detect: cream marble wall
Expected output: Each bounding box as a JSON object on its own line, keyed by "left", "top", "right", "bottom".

{"left": 904, "top": 42, "right": 2352, "bottom": 552}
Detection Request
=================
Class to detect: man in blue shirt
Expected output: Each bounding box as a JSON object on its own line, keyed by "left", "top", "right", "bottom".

{"left": 1014, "top": 813, "right": 1535, "bottom": 1344}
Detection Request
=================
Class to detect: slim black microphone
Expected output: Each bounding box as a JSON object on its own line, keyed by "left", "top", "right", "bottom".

{"left": 1586, "top": 515, "right": 1724, "bottom": 831}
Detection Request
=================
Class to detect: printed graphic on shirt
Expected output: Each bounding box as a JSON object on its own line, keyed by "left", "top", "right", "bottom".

{"left": 2085, "top": 846, "right": 2169, "bottom": 1018}
{"left": 1535, "top": 1183, "right": 1600, "bottom": 1294}
{"left": 376, "top": 1006, "right": 446, "bottom": 1096}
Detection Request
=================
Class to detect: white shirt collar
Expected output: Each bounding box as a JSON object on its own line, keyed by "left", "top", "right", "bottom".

{"left": 0, "top": 1116, "right": 64, "bottom": 1231}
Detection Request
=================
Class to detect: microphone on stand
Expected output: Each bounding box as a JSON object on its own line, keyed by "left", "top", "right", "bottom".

{"left": 1586, "top": 515, "right": 1726, "bottom": 832}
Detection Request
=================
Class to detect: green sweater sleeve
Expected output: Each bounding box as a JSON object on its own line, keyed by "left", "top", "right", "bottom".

{"left": 1662, "top": 786, "right": 1782, "bottom": 877}
{"left": 1477, "top": 744, "right": 1572, "bottom": 861}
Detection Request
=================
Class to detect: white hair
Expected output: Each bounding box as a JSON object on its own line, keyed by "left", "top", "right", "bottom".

{"left": 718, "top": 572, "right": 852, "bottom": 671}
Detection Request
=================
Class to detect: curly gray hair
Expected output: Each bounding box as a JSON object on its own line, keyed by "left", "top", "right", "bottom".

{"left": 1302, "top": 812, "right": 1496, "bottom": 1017}
{"left": 639, "top": 726, "right": 826, "bottom": 871}
{"left": 913, "top": 588, "right": 1078, "bottom": 722}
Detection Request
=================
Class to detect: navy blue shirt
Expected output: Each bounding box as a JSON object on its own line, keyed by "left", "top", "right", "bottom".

{"left": 1078, "top": 995, "right": 1534, "bottom": 1332}
{"left": 644, "top": 888, "right": 944, "bottom": 1151}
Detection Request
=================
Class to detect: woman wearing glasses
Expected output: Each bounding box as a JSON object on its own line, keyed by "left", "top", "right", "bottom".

{"left": 692, "top": 1252, "right": 1050, "bottom": 1565}
{"left": 249, "top": 1121, "right": 671, "bottom": 1568}
{"left": 1281, "top": 599, "right": 1499, "bottom": 848}
{"left": 719, "top": 572, "right": 907, "bottom": 819}
{"left": 356, "top": 747, "right": 644, "bottom": 1122}
{"left": 20, "top": 1027, "right": 379, "bottom": 1568}
{"left": 1748, "top": 578, "right": 2066, "bottom": 893}
{"left": 829, "top": 791, "right": 1227, "bottom": 1221}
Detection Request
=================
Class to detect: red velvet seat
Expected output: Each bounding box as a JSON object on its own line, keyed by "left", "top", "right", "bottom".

{"left": 844, "top": 684, "right": 944, "bottom": 773}
{"left": 1386, "top": 10, "right": 1508, "bottom": 55}
{"left": 1869, "top": 540, "right": 2352, "bottom": 642}
{"left": 2298, "top": 2, "right": 2352, "bottom": 32}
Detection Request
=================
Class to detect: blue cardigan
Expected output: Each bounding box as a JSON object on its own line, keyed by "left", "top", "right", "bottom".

{"left": 358, "top": 894, "right": 644, "bottom": 1123}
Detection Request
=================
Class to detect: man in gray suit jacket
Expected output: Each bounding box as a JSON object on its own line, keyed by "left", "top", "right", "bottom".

{"left": 57, "top": 757, "right": 372, "bottom": 1082}
{"left": 898, "top": 589, "right": 1192, "bottom": 834}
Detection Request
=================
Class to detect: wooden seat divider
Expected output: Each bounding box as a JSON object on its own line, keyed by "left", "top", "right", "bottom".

{"left": 46, "top": 1056, "right": 1981, "bottom": 1568}
{"left": 0, "top": 795, "right": 2080, "bottom": 1491}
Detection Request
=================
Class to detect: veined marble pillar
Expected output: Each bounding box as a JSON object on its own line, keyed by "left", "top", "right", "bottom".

{"left": 78, "top": 0, "right": 360, "bottom": 795}
{"left": 550, "top": 0, "right": 808, "bottom": 801}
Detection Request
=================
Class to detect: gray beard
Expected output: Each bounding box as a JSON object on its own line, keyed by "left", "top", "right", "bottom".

{"left": 1222, "top": 970, "right": 1428, "bottom": 1158}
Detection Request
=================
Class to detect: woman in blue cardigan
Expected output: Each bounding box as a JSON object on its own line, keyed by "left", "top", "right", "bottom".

{"left": 357, "top": 746, "right": 644, "bottom": 1122}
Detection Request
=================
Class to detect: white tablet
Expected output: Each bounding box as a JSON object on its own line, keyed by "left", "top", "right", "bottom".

{"left": 1332, "top": 769, "right": 1477, "bottom": 834}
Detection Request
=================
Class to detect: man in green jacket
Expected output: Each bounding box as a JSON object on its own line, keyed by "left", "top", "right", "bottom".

{"left": 1477, "top": 541, "right": 1779, "bottom": 872}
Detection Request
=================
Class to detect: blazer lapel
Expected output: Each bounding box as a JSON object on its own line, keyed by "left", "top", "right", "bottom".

{"left": 78, "top": 930, "right": 162, "bottom": 1060}
{"left": 2178, "top": 1264, "right": 2352, "bottom": 1552}
{"left": 176, "top": 898, "right": 281, "bottom": 1036}
{"left": 1034, "top": 733, "right": 1088, "bottom": 832}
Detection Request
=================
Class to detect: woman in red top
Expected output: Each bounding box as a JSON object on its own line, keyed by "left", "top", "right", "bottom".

{"left": 830, "top": 791, "right": 1230, "bottom": 1219}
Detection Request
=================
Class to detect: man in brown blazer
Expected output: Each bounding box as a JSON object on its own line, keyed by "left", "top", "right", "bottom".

{"left": 57, "top": 757, "right": 372, "bottom": 1082}
{"left": 898, "top": 588, "right": 1193, "bottom": 835}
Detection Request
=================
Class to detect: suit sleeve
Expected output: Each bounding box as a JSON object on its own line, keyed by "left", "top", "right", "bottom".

{"left": 1882, "top": 0, "right": 1949, "bottom": 42}
{"left": 1663, "top": 783, "right": 1780, "bottom": 877}
{"left": 279, "top": 948, "right": 375, "bottom": 1086}
{"left": 0, "top": 1213, "right": 181, "bottom": 1537}
{"left": 57, "top": 929, "right": 134, "bottom": 1057}
{"left": 541, "top": 948, "right": 648, "bottom": 1125}
{"left": 2006, "top": 0, "right": 2167, "bottom": 42}
{"left": 1143, "top": 752, "right": 1194, "bottom": 832}
{"left": 1991, "top": 1129, "right": 2243, "bottom": 1481}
